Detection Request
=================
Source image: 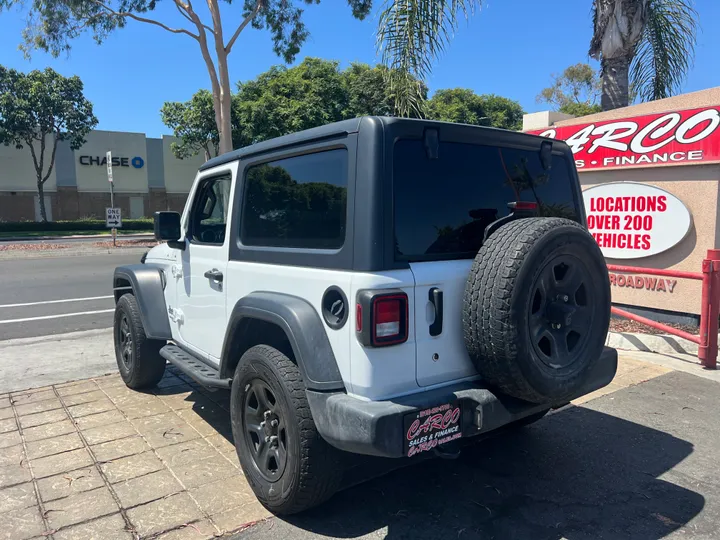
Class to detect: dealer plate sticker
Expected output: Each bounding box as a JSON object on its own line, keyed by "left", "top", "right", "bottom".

{"left": 404, "top": 402, "right": 463, "bottom": 457}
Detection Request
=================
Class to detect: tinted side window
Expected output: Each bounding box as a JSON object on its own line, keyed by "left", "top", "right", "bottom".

{"left": 393, "top": 140, "right": 578, "bottom": 261}
{"left": 241, "top": 149, "right": 348, "bottom": 249}
{"left": 189, "top": 175, "right": 232, "bottom": 245}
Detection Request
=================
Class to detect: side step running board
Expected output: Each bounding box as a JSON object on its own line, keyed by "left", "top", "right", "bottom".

{"left": 160, "top": 344, "right": 232, "bottom": 389}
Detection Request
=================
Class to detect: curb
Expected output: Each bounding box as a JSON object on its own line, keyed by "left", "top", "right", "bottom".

{"left": 0, "top": 232, "right": 153, "bottom": 242}
{"left": 0, "top": 246, "right": 150, "bottom": 260}
{"left": 606, "top": 330, "right": 707, "bottom": 356}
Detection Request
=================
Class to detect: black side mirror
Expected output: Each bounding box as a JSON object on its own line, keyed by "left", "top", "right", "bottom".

{"left": 540, "top": 140, "right": 553, "bottom": 171}
{"left": 154, "top": 211, "right": 182, "bottom": 247}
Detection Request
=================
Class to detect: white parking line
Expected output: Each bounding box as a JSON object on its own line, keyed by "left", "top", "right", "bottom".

{"left": 0, "top": 296, "right": 113, "bottom": 308}
{"left": 0, "top": 309, "right": 115, "bottom": 324}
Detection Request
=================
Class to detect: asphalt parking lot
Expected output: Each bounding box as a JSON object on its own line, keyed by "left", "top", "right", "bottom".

{"left": 235, "top": 369, "right": 720, "bottom": 540}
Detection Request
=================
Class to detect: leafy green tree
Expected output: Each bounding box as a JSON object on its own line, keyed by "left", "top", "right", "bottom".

{"left": 0, "top": 66, "right": 97, "bottom": 222}
{"left": 235, "top": 58, "right": 349, "bottom": 144}
{"left": 344, "top": 63, "right": 427, "bottom": 118}
{"left": 427, "top": 89, "right": 485, "bottom": 125}
{"left": 1, "top": 0, "right": 374, "bottom": 155}
{"left": 479, "top": 94, "right": 525, "bottom": 131}
{"left": 427, "top": 89, "right": 524, "bottom": 130}
{"left": 537, "top": 63, "right": 602, "bottom": 117}
{"left": 233, "top": 58, "right": 424, "bottom": 144}
{"left": 591, "top": 0, "right": 698, "bottom": 110}
{"left": 161, "top": 90, "right": 220, "bottom": 161}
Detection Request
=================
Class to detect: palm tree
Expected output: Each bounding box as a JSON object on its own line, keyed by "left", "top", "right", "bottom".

{"left": 376, "top": 1, "right": 481, "bottom": 117}
{"left": 376, "top": 0, "right": 698, "bottom": 114}
{"left": 590, "top": 0, "right": 698, "bottom": 111}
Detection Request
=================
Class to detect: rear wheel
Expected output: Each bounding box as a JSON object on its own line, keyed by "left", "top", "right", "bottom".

{"left": 113, "top": 294, "right": 166, "bottom": 389}
{"left": 463, "top": 218, "right": 610, "bottom": 404}
{"left": 230, "top": 345, "right": 344, "bottom": 515}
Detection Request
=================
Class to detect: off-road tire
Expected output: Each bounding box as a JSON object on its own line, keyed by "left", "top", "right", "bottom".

{"left": 463, "top": 217, "right": 610, "bottom": 404}
{"left": 113, "top": 293, "right": 166, "bottom": 389}
{"left": 230, "top": 345, "right": 344, "bottom": 515}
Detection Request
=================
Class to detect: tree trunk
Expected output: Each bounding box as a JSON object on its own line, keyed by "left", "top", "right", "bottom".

{"left": 601, "top": 56, "right": 630, "bottom": 111}
{"left": 37, "top": 180, "right": 48, "bottom": 223}
{"left": 217, "top": 75, "right": 233, "bottom": 154}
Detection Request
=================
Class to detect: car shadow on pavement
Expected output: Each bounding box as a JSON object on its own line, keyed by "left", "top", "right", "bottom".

{"left": 277, "top": 405, "right": 703, "bottom": 540}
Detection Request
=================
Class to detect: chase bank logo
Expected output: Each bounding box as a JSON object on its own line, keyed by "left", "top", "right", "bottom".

{"left": 79, "top": 155, "right": 145, "bottom": 169}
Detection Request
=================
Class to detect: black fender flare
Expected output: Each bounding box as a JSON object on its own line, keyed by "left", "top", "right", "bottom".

{"left": 220, "top": 292, "right": 345, "bottom": 392}
{"left": 113, "top": 264, "right": 172, "bottom": 340}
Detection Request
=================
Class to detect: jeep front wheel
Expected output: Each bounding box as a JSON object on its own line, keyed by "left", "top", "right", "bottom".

{"left": 230, "top": 345, "right": 344, "bottom": 515}
{"left": 113, "top": 293, "right": 166, "bottom": 389}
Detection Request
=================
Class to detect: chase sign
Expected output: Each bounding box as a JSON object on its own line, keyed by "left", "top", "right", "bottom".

{"left": 79, "top": 155, "right": 145, "bottom": 169}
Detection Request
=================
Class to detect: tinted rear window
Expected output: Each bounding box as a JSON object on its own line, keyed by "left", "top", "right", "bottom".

{"left": 393, "top": 140, "right": 579, "bottom": 261}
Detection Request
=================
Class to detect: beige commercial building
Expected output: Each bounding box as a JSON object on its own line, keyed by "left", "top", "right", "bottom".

{"left": 0, "top": 130, "right": 204, "bottom": 222}
{"left": 525, "top": 87, "right": 720, "bottom": 321}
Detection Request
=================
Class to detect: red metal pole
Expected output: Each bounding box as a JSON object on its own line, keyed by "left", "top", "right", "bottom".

{"left": 607, "top": 265, "right": 703, "bottom": 281}
{"left": 611, "top": 306, "right": 701, "bottom": 344}
{"left": 699, "top": 257, "right": 712, "bottom": 366}
{"left": 704, "top": 249, "right": 720, "bottom": 369}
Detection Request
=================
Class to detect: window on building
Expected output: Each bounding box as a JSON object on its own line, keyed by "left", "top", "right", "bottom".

{"left": 241, "top": 149, "right": 348, "bottom": 249}
{"left": 393, "top": 140, "right": 579, "bottom": 261}
{"left": 188, "top": 174, "right": 232, "bottom": 245}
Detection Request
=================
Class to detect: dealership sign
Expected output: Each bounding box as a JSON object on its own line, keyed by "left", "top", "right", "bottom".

{"left": 529, "top": 106, "right": 720, "bottom": 170}
{"left": 582, "top": 183, "right": 692, "bottom": 259}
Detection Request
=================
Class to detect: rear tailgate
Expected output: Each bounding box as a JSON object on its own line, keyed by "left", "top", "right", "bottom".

{"left": 410, "top": 260, "right": 476, "bottom": 387}
{"left": 392, "top": 133, "right": 582, "bottom": 389}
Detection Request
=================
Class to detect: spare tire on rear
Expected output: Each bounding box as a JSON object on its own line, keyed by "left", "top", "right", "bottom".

{"left": 463, "top": 217, "right": 610, "bottom": 404}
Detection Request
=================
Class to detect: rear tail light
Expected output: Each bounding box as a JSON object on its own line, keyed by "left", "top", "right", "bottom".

{"left": 356, "top": 290, "right": 409, "bottom": 347}
{"left": 508, "top": 201, "right": 538, "bottom": 211}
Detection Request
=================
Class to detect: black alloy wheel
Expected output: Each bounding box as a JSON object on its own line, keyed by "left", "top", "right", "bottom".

{"left": 243, "top": 380, "right": 288, "bottom": 481}
{"left": 528, "top": 255, "right": 594, "bottom": 370}
{"left": 117, "top": 313, "right": 134, "bottom": 370}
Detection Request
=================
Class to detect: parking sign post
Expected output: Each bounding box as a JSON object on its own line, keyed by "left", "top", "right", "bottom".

{"left": 107, "top": 151, "right": 116, "bottom": 246}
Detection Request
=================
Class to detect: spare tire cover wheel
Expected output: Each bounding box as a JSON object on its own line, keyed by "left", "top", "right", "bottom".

{"left": 463, "top": 217, "right": 611, "bottom": 404}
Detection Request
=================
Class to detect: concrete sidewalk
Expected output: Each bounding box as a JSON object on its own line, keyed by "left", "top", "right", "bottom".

{"left": 0, "top": 330, "right": 116, "bottom": 394}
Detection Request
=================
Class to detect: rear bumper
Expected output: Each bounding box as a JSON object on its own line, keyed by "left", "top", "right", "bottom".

{"left": 307, "top": 347, "right": 618, "bottom": 458}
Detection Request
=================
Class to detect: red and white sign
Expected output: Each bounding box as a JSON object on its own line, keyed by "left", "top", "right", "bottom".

{"left": 582, "top": 183, "right": 692, "bottom": 259}
{"left": 529, "top": 106, "right": 720, "bottom": 170}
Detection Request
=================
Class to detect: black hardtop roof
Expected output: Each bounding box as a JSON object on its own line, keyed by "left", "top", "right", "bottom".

{"left": 199, "top": 116, "right": 557, "bottom": 171}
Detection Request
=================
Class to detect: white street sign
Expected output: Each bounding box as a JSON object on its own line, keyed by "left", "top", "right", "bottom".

{"left": 106, "top": 207, "right": 122, "bottom": 228}
{"left": 106, "top": 151, "right": 113, "bottom": 183}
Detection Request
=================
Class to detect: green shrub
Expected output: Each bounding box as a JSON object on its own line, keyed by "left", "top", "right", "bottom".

{"left": 0, "top": 218, "right": 154, "bottom": 233}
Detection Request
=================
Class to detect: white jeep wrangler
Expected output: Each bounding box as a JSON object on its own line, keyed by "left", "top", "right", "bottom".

{"left": 112, "top": 116, "right": 616, "bottom": 515}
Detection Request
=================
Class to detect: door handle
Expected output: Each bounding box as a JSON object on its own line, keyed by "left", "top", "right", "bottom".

{"left": 429, "top": 287, "right": 443, "bottom": 337}
{"left": 204, "top": 269, "right": 223, "bottom": 283}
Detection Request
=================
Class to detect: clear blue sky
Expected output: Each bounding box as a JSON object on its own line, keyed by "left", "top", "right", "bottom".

{"left": 1, "top": 0, "right": 719, "bottom": 137}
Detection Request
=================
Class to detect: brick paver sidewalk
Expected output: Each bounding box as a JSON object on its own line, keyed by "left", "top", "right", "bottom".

{"left": 0, "top": 367, "right": 270, "bottom": 540}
